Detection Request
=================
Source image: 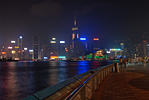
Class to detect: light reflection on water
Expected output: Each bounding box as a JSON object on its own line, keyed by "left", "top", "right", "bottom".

{"left": 0, "top": 60, "right": 115, "bottom": 100}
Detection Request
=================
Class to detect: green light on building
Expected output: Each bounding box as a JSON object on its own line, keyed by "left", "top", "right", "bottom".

{"left": 86, "top": 55, "right": 92, "bottom": 59}
{"left": 94, "top": 56, "right": 104, "bottom": 59}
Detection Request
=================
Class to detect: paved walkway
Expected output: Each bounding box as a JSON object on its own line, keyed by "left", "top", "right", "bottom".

{"left": 93, "top": 63, "right": 149, "bottom": 100}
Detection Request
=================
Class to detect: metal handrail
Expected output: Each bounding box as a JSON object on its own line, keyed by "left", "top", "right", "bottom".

{"left": 64, "top": 64, "right": 115, "bottom": 100}
{"left": 65, "top": 74, "right": 94, "bottom": 100}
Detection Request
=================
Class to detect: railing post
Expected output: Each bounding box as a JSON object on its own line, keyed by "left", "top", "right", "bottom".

{"left": 106, "top": 69, "right": 107, "bottom": 77}
{"left": 96, "top": 72, "right": 99, "bottom": 89}
{"left": 104, "top": 70, "right": 105, "bottom": 79}
{"left": 81, "top": 86, "right": 85, "bottom": 100}
{"left": 92, "top": 76, "right": 95, "bottom": 100}
{"left": 102, "top": 71, "right": 103, "bottom": 81}
{"left": 112, "top": 65, "right": 115, "bottom": 72}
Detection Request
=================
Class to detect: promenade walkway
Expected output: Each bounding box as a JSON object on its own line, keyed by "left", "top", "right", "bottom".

{"left": 93, "top": 63, "right": 149, "bottom": 100}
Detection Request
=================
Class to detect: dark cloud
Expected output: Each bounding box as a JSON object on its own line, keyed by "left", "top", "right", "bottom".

{"left": 30, "top": 0, "right": 62, "bottom": 17}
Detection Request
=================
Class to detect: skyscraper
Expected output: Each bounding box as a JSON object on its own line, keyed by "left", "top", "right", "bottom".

{"left": 49, "top": 38, "right": 59, "bottom": 59}
{"left": 71, "top": 17, "right": 80, "bottom": 58}
{"left": 33, "top": 35, "right": 40, "bottom": 60}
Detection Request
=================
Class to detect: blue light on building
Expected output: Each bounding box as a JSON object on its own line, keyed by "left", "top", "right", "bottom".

{"left": 80, "top": 38, "right": 86, "bottom": 40}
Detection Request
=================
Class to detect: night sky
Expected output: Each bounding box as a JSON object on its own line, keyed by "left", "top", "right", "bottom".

{"left": 0, "top": 0, "right": 149, "bottom": 48}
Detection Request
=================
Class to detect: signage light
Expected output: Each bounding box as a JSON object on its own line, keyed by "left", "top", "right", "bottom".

{"left": 11, "top": 41, "right": 16, "bottom": 43}
{"left": 29, "top": 50, "right": 33, "bottom": 52}
{"left": 80, "top": 38, "right": 86, "bottom": 40}
{"left": 60, "top": 41, "right": 65, "bottom": 43}
{"left": 44, "top": 57, "right": 48, "bottom": 59}
{"left": 1, "top": 52, "right": 6, "bottom": 54}
{"left": 51, "top": 41, "right": 56, "bottom": 43}
{"left": 58, "top": 56, "right": 66, "bottom": 59}
{"left": 24, "top": 48, "right": 27, "bottom": 50}
{"left": 52, "top": 38, "right": 56, "bottom": 40}
{"left": 8, "top": 47, "right": 13, "bottom": 49}
{"left": 93, "top": 38, "right": 99, "bottom": 40}
{"left": 15, "top": 46, "right": 19, "bottom": 48}
{"left": 110, "top": 49, "right": 121, "bottom": 51}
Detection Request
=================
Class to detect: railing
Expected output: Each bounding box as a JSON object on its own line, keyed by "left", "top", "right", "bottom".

{"left": 23, "top": 63, "right": 117, "bottom": 100}
{"left": 65, "top": 64, "right": 116, "bottom": 100}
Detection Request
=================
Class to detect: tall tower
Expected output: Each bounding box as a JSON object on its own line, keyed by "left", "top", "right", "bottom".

{"left": 72, "top": 17, "right": 79, "bottom": 47}
{"left": 33, "top": 35, "right": 40, "bottom": 60}
{"left": 71, "top": 17, "right": 80, "bottom": 58}
{"left": 18, "top": 36, "right": 23, "bottom": 59}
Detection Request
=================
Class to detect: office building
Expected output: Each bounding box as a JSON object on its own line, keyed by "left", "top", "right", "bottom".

{"left": 33, "top": 35, "right": 40, "bottom": 60}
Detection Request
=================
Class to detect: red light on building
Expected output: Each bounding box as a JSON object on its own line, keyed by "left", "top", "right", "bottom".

{"left": 138, "top": 44, "right": 141, "bottom": 46}
{"left": 1, "top": 52, "right": 6, "bottom": 54}
{"left": 18, "top": 51, "right": 20, "bottom": 53}
{"left": 143, "top": 41, "right": 147, "bottom": 42}
{"left": 93, "top": 38, "right": 99, "bottom": 40}
{"left": 65, "top": 49, "right": 68, "bottom": 52}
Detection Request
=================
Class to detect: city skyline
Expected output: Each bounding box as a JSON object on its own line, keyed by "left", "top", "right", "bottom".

{"left": 0, "top": 0, "right": 149, "bottom": 48}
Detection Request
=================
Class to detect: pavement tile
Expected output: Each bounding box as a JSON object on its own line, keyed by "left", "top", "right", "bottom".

{"left": 93, "top": 63, "right": 149, "bottom": 100}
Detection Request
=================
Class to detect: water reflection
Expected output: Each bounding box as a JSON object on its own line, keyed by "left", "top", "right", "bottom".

{"left": 0, "top": 60, "right": 114, "bottom": 100}
{"left": 77, "top": 61, "right": 90, "bottom": 74}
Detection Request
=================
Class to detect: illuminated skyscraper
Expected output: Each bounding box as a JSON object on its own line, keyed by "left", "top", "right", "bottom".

{"left": 17, "top": 36, "right": 23, "bottom": 59}
{"left": 71, "top": 17, "right": 80, "bottom": 58}
{"left": 18, "top": 36, "right": 22, "bottom": 51}
{"left": 49, "top": 38, "right": 59, "bottom": 58}
{"left": 72, "top": 17, "right": 79, "bottom": 42}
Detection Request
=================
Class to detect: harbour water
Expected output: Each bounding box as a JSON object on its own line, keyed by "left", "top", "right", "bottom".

{"left": 0, "top": 60, "right": 117, "bottom": 100}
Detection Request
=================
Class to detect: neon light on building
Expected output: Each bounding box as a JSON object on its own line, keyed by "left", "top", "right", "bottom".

{"left": 50, "top": 56, "right": 58, "bottom": 59}
{"left": 11, "top": 41, "right": 16, "bottom": 43}
{"left": 1, "top": 52, "right": 6, "bottom": 54}
{"left": 52, "top": 38, "right": 56, "bottom": 40}
{"left": 44, "top": 57, "right": 48, "bottom": 59}
{"left": 77, "top": 34, "right": 79, "bottom": 38}
{"left": 60, "top": 41, "right": 65, "bottom": 43}
{"left": 29, "top": 50, "right": 33, "bottom": 52}
{"left": 58, "top": 56, "right": 66, "bottom": 58}
{"left": 51, "top": 41, "right": 56, "bottom": 43}
{"left": 72, "top": 34, "right": 75, "bottom": 39}
{"left": 24, "top": 48, "right": 27, "bottom": 50}
{"left": 12, "top": 51, "right": 16, "bottom": 54}
{"left": 93, "top": 38, "right": 99, "bottom": 40}
{"left": 8, "top": 47, "right": 13, "bottom": 49}
{"left": 110, "top": 49, "right": 121, "bottom": 51}
{"left": 15, "top": 46, "right": 19, "bottom": 48}
{"left": 80, "top": 38, "right": 86, "bottom": 40}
